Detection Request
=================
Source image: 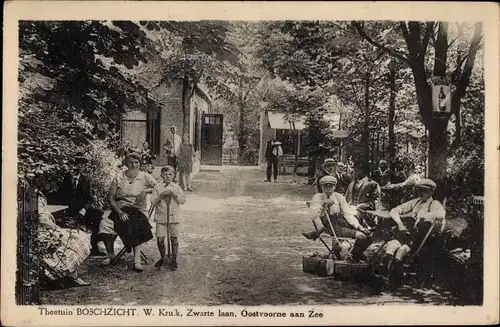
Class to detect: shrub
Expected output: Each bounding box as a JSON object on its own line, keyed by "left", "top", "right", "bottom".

{"left": 82, "top": 140, "right": 122, "bottom": 210}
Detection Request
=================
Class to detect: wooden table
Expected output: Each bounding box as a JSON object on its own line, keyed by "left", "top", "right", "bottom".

{"left": 46, "top": 205, "right": 68, "bottom": 214}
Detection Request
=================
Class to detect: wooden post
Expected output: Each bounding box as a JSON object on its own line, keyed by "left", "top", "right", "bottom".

{"left": 17, "top": 182, "right": 40, "bottom": 305}
{"left": 297, "top": 129, "right": 301, "bottom": 157}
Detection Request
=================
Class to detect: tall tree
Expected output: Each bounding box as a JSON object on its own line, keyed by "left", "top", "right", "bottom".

{"left": 139, "top": 21, "right": 240, "bottom": 135}
{"left": 353, "top": 21, "right": 483, "bottom": 199}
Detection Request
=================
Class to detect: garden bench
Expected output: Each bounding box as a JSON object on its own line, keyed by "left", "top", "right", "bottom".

{"left": 279, "top": 155, "right": 309, "bottom": 175}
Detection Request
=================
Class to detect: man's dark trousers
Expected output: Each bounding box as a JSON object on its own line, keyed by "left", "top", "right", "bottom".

{"left": 266, "top": 158, "right": 279, "bottom": 181}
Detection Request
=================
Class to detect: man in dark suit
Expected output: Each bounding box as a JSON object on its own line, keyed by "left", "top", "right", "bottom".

{"left": 59, "top": 154, "right": 105, "bottom": 257}
{"left": 334, "top": 161, "right": 352, "bottom": 196}
{"left": 265, "top": 138, "right": 282, "bottom": 182}
{"left": 345, "top": 162, "right": 381, "bottom": 229}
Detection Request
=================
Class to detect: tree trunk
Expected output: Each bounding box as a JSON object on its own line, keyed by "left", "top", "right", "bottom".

{"left": 388, "top": 62, "right": 397, "bottom": 163}
{"left": 292, "top": 128, "right": 299, "bottom": 182}
{"left": 363, "top": 73, "right": 371, "bottom": 174}
{"left": 238, "top": 93, "right": 246, "bottom": 163}
{"left": 181, "top": 77, "right": 192, "bottom": 136}
{"left": 427, "top": 119, "right": 449, "bottom": 202}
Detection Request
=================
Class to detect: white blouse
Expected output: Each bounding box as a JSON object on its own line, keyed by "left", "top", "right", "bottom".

{"left": 113, "top": 170, "right": 157, "bottom": 213}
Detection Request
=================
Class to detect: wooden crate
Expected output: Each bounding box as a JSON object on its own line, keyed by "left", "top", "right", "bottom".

{"left": 333, "top": 261, "right": 372, "bottom": 282}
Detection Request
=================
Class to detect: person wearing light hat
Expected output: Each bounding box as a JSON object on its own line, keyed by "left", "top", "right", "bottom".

{"left": 265, "top": 137, "right": 283, "bottom": 183}
{"left": 313, "top": 158, "right": 336, "bottom": 193}
{"left": 303, "top": 175, "right": 373, "bottom": 262}
{"left": 378, "top": 178, "right": 446, "bottom": 289}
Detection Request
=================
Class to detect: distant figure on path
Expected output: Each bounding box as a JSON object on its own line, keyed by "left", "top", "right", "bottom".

{"left": 265, "top": 138, "right": 283, "bottom": 183}
{"left": 164, "top": 125, "right": 182, "bottom": 174}
{"left": 178, "top": 134, "right": 195, "bottom": 192}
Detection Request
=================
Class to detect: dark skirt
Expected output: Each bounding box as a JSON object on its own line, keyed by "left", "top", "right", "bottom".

{"left": 109, "top": 206, "right": 153, "bottom": 248}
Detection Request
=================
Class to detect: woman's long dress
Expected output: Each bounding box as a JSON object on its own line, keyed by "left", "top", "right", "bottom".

{"left": 178, "top": 143, "right": 194, "bottom": 174}
{"left": 38, "top": 196, "right": 91, "bottom": 281}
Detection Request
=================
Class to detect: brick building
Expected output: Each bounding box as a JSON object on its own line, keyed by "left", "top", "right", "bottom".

{"left": 120, "top": 81, "right": 212, "bottom": 175}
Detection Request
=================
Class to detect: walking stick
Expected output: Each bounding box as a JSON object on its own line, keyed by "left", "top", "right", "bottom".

{"left": 412, "top": 219, "right": 439, "bottom": 259}
{"left": 165, "top": 195, "right": 172, "bottom": 269}
{"left": 322, "top": 204, "right": 344, "bottom": 260}
{"left": 306, "top": 202, "right": 334, "bottom": 255}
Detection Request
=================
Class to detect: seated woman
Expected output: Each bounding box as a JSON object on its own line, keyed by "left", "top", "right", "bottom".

{"left": 99, "top": 152, "right": 157, "bottom": 271}
{"left": 378, "top": 178, "right": 446, "bottom": 288}
{"left": 302, "top": 175, "right": 373, "bottom": 262}
{"left": 38, "top": 192, "right": 91, "bottom": 287}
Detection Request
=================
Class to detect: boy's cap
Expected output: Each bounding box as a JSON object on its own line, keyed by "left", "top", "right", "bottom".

{"left": 320, "top": 175, "right": 337, "bottom": 185}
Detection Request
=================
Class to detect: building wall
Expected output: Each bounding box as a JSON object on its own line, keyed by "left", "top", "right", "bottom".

{"left": 156, "top": 82, "right": 183, "bottom": 165}
{"left": 190, "top": 92, "right": 210, "bottom": 173}
{"left": 121, "top": 109, "right": 147, "bottom": 149}
{"left": 122, "top": 81, "right": 212, "bottom": 176}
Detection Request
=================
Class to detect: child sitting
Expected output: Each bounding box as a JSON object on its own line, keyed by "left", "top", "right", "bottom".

{"left": 151, "top": 166, "right": 186, "bottom": 270}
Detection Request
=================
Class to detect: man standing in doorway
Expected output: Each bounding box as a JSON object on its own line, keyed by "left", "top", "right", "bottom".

{"left": 265, "top": 137, "right": 283, "bottom": 183}
{"left": 164, "top": 125, "right": 182, "bottom": 173}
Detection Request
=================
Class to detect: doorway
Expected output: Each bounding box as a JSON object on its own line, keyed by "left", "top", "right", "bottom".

{"left": 201, "top": 113, "right": 223, "bottom": 165}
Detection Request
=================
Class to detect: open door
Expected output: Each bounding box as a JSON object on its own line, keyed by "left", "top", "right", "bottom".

{"left": 201, "top": 113, "right": 223, "bottom": 165}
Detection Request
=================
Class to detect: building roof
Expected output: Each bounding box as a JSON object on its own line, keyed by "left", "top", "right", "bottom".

{"left": 268, "top": 111, "right": 307, "bottom": 130}
{"left": 194, "top": 83, "right": 212, "bottom": 105}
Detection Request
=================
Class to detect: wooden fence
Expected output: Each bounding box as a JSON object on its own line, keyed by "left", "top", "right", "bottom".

{"left": 16, "top": 183, "right": 40, "bottom": 305}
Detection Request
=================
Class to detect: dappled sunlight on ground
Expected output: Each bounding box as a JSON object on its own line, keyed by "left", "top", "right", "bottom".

{"left": 41, "top": 168, "right": 458, "bottom": 306}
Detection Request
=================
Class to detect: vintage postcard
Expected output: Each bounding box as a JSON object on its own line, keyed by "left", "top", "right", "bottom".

{"left": 2, "top": 1, "right": 499, "bottom": 326}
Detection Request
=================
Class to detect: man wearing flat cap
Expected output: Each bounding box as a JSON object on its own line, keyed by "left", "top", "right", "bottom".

{"left": 378, "top": 178, "right": 446, "bottom": 288}
{"left": 303, "top": 175, "right": 373, "bottom": 262}
{"left": 58, "top": 153, "right": 105, "bottom": 257}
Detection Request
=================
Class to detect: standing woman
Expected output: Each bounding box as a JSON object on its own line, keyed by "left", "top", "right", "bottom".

{"left": 178, "top": 134, "right": 194, "bottom": 192}
{"left": 105, "top": 152, "right": 157, "bottom": 271}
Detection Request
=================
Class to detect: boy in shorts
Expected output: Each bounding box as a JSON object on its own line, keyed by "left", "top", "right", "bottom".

{"left": 151, "top": 166, "right": 186, "bottom": 270}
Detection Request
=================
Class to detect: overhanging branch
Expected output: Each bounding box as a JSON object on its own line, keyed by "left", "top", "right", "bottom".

{"left": 451, "top": 23, "right": 483, "bottom": 113}
{"left": 421, "top": 22, "right": 435, "bottom": 59}
{"left": 352, "top": 22, "right": 411, "bottom": 65}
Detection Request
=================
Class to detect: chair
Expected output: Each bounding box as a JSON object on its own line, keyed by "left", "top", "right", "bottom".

{"left": 111, "top": 240, "right": 149, "bottom": 265}
{"left": 107, "top": 205, "right": 156, "bottom": 265}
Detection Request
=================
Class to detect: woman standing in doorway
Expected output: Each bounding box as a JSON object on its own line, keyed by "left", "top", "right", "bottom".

{"left": 178, "top": 134, "right": 194, "bottom": 192}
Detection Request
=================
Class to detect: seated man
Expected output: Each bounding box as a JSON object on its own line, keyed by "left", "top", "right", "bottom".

{"left": 345, "top": 163, "right": 381, "bottom": 228}
{"left": 378, "top": 178, "right": 446, "bottom": 288}
{"left": 334, "top": 162, "right": 351, "bottom": 196}
{"left": 58, "top": 153, "right": 106, "bottom": 256}
{"left": 302, "top": 175, "right": 373, "bottom": 262}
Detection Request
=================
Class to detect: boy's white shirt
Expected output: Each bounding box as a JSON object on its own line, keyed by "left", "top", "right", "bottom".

{"left": 151, "top": 181, "right": 186, "bottom": 223}
{"left": 309, "top": 192, "right": 361, "bottom": 229}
